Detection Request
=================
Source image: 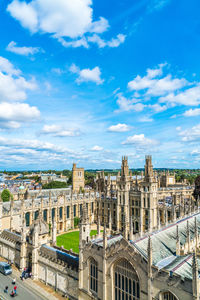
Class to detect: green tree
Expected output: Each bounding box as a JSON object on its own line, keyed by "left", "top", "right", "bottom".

{"left": 1, "top": 189, "right": 13, "bottom": 202}
{"left": 42, "top": 181, "right": 67, "bottom": 189}
{"left": 74, "top": 217, "right": 80, "bottom": 228}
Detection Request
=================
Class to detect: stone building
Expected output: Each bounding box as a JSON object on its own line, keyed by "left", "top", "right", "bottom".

{"left": 79, "top": 209, "right": 200, "bottom": 300}
{"left": 0, "top": 188, "right": 97, "bottom": 233}
{"left": 72, "top": 163, "right": 85, "bottom": 192}
{"left": 0, "top": 157, "right": 199, "bottom": 300}
{"left": 96, "top": 156, "right": 195, "bottom": 237}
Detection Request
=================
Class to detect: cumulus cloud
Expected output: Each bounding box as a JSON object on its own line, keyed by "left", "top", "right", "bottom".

{"left": 160, "top": 85, "right": 200, "bottom": 106}
{"left": 0, "top": 56, "right": 40, "bottom": 130}
{"left": 179, "top": 124, "right": 200, "bottom": 142}
{"left": 122, "top": 134, "right": 158, "bottom": 147}
{"left": 7, "top": 0, "right": 125, "bottom": 49}
{"left": 6, "top": 41, "right": 41, "bottom": 56}
{"left": 115, "top": 93, "right": 145, "bottom": 112}
{"left": 116, "top": 63, "right": 200, "bottom": 114}
{"left": 41, "top": 124, "right": 80, "bottom": 137}
{"left": 91, "top": 145, "right": 103, "bottom": 151}
{"left": 0, "top": 56, "right": 37, "bottom": 102}
{"left": 88, "top": 33, "right": 126, "bottom": 48}
{"left": 183, "top": 108, "right": 200, "bottom": 117}
{"left": 128, "top": 64, "right": 187, "bottom": 97}
{"left": 70, "top": 63, "right": 104, "bottom": 85}
{"left": 0, "top": 102, "right": 40, "bottom": 129}
{"left": 108, "top": 123, "right": 131, "bottom": 132}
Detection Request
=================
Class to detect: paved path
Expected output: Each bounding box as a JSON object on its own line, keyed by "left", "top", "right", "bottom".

{"left": 0, "top": 272, "right": 47, "bottom": 300}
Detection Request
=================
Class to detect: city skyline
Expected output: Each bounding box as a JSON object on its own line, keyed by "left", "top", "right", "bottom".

{"left": 0, "top": 0, "right": 200, "bottom": 170}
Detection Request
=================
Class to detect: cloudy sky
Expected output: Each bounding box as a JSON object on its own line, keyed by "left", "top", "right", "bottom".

{"left": 0, "top": 0, "right": 200, "bottom": 170}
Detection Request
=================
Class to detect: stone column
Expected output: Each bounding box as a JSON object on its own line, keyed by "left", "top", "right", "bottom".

{"left": 32, "top": 224, "right": 39, "bottom": 280}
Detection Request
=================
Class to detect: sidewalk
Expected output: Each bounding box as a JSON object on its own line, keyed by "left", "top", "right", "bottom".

{"left": 0, "top": 258, "right": 63, "bottom": 300}
{"left": 12, "top": 268, "right": 63, "bottom": 300}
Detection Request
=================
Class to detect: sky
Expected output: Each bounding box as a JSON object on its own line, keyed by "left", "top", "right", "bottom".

{"left": 0, "top": 0, "right": 200, "bottom": 170}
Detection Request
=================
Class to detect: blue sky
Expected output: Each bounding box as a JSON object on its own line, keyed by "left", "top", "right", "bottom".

{"left": 0, "top": 0, "right": 200, "bottom": 170}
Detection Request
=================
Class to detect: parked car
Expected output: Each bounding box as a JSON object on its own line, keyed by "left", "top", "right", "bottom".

{"left": 0, "top": 262, "right": 12, "bottom": 275}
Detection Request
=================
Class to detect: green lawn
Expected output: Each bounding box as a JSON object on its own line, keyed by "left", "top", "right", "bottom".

{"left": 56, "top": 230, "right": 98, "bottom": 253}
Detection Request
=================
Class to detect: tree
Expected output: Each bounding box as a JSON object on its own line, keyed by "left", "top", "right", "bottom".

{"left": 74, "top": 217, "right": 80, "bottom": 228}
{"left": 42, "top": 181, "right": 67, "bottom": 189}
{"left": 1, "top": 189, "right": 13, "bottom": 202}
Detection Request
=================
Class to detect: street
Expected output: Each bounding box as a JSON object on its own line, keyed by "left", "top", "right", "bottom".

{"left": 0, "top": 272, "right": 46, "bottom": 300}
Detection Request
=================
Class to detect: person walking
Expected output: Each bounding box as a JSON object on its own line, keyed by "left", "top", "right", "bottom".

{"left": 14, "top": 285, "right": 17, "bottom": 294}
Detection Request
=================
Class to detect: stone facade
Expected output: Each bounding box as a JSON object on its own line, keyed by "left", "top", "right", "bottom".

{"left": 0, "top": 188, "right": 96, "bottom": 233}
{"left": 0, "top": 157, "right": 199, "bottom": 300}
{"left": 96, "top": 156, "right": 195, "bottom": 238}
{"left": 72, "top": 163, "right": 85, "bottom": 192}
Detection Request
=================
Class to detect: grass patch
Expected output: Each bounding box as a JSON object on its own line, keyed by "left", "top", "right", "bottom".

{"left": 56, "top": 230, "right": 98, "bottom": 253}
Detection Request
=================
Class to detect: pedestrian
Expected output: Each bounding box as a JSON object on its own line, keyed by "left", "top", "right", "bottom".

{"left": 14, "top": 285, "right": 17, "bottom": 294}
{"left": 12, "top": 278, "right": 16, "bottom": 284}
{"left": 4, "top": 286, "right": 8, "bottom": 293}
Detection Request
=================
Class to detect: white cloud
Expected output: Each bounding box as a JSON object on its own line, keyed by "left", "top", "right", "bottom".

{"left": 0, "top": 102, "right": 40, "bottom": 124}
{"left": 160, "top": 85, "right": 200, "bottom": 106}
{"left": 70, "top": 64, "right": 104, "bottom": 85}
{"left": 179, "top": 124, "right": 200, "bottom": 142}
{"left": 41, "top": 124, "right": 80, "bottom": 137}
{"left": 7, "top": 0, "right": 125, "bottom": 49}
{"left": 0, "top": 136, "right": 69, "bottom": 153}
{"left": 122, "top": 134, "right": 158, "bottom": 147}
{"left": 107, "top": 34, "right": 126, "bottom": 48}
{"left": 0, "top": 56, "right": 20, "bottom": 76}
{"left": 139, "top": 116, "right": 153, "bottom": 122}
{"left": 128, "top": 64, "right": 187, "bottom": 97}
{"left": 91, "top": 145, "right": 103, "bottom": 151}
{"left": 56, "top": 36, "right": 89, "bottom": 48}
{"left": 6, "top": 41, "right": 41, "bottom": 56}
{"left": 149, "top": 103, "right": 167, "bottom": 112}
{"left": 0, "top": 56, "right": 37, "bottom": 102}
{"left": 116, "top": 93, "right": 145, "bottom": 112}
{"left": 108, "top": 123, "right": 131, "bottom": 132}
{"left": 183, "top": 108, "right": 200, "bottom": 117}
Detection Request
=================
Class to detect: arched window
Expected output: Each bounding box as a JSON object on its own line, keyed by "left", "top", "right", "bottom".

{"left": 25, "top": 212, "right": 30, "bottom": 227}
{"left": 89, "top": 258, "right": 98, "bottom": 294}
{"left": 114, "top": 259, "right": 140, "bottom": 300}
{"left": 162, "top": 291, "right": 178, "bottom": 300}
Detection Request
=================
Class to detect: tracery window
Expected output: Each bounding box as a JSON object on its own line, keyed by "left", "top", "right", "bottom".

{"left": 114, "top": 259, "right": 140, "bottom": 300}
{"left": 162, "top": 292, "right": 178, "bottom": 300}
{"left": 89, "top": 258, "right": 98, "bottom": 294}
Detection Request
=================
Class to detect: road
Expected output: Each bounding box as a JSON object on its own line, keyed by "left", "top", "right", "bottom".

{"left": 0, "top": 272, "right": 46, "bottom": 300}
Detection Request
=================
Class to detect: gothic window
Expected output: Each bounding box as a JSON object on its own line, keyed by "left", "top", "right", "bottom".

{"left": 80, "top": 204, "right": 82, "bottom": 216}
{"left": 52, "top": 208, "right": 55, "bottom": 221}
{"left": 25, "top": 212, "right": 30, "bottom": 227}
{"left": 89, "top": 258, "right": 98, "bottom": 294}
{"left": 135, "top": 221, "right": 138, "bottom": 231}
{"left": 114, "top": 259, "right": 140, "bottom": 300}
{"left": 43, "top": 209, "right": 47, "bottom": 222}
{"left": 66, "top": 206, "right": 70, "bottom": 218}
{"left": 59, "top": 207, "right": 63, "bottom": 219}
{"left": 73, "top": 205, "right": 76, "bottom": 217}
{"left": 162, "top": 292, "right": 178, "bottom": 300}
